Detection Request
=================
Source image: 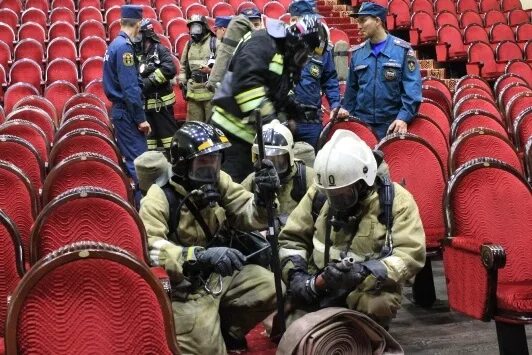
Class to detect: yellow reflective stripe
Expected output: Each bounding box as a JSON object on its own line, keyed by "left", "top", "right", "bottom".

{"left": 187, "top": 91, "right": 213, "bottom": 100}
{"left": 161, "top": 137, "right": 173, "bottom": 143}
{"left": 271, "top": 53, "right": 283, "bottom": 65}
{"left": 145, "top": 92, "right": 176, "bottom": 110}
{"left": 239, "top": 97, "right": 264, "bottom": 113}
{"left": 211, "top": 107, "right": 255, "bottom": 143}
{"left": 234, "top": 86, "right": 266, "bottom": 104}
{"left": 153, "top": 69, "right": 166, "bottom": 83}
{"left": 147, "top": 140, "right": 158, "bottom": 149}
{"left": 198, "top": 139, "right": 214, "bottom": 151}
{"left": 269, "top": 53, "right": 284, "bottom": 75}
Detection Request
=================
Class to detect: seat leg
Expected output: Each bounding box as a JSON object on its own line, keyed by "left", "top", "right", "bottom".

{"left": 496, "top": 321, "right": 529, "bottom": 355}
{"left": 412, "top": 257, "right": 436, "bottom": 308}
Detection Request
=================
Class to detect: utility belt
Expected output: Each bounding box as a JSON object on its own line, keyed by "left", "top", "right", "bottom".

{"left": 145, "top": 91, "right": 176, "bottom": 112}
{"left": 298, "top": 105, "right": 322, "bottom": 124}
{"left": 191, "top": 71, "right": 209, "bottom": 83}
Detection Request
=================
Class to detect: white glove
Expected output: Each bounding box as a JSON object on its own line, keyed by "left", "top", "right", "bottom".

{"left": 149, "top": 239, "right": 174, "bottom": 266}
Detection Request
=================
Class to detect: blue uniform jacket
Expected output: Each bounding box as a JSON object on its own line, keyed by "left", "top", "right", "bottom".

{"left": 293, "top": 49, "right": 341, "bottom": 110}
{"left": 103, "top": 31, "right": 146, "bottom": 124}
{"left": 343, "top": 35, "right": 422, "bottom": 124}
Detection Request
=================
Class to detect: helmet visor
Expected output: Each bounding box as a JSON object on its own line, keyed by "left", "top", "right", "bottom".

{"left": 190, "top": 23, "right": 204, "bottom": 35}
{"left": 188, "top": 152, "right": 222, "bottom": 184}
{"left": 252, "top": 147, "right": 290, "bottom": 174}
{"left": 321, "top": 183, "right": 360, "bottom": 211}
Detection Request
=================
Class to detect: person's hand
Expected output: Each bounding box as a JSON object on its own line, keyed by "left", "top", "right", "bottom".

{"left": 254, "top": 159, "right": 280, "bottom": 206}
{"left": 196, "top": 247, "right": 246, "bottom": 277}
{"left": 387, "top": 119, "right": 408, "bottom": 134}
{"left": 289, "top": 271, "right": 319, "bottom": 305}
{"left": 336, "top": 107, "right": 350, "bottom": 119}
{"left": 149, "top": 239, "right": 179, "bottom": 266}
{"left": 138, "top": 121, "right": 151, "bottom": 135}
{"left": 321, "top": 261, "right": 369, "bottom": 290}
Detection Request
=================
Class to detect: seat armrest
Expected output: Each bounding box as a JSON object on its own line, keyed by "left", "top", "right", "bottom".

{"left": 150, "top": 266, "right": 171, "bottom": 297}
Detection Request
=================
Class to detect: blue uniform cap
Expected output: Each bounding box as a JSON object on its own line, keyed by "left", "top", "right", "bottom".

{"left": 121, "top": 5, "right": 143, "bottom": 20}
{"left": 240, "top": 7, "right": 261, "bottom": 19}
{"left": 349, "top": 2, "right": 387, "bottom": 22}
{"left": 215, "top": 16, "right": 232, "bottom": 28}
{"left": 288, "top": 1, "right": 315, "bottom": 16}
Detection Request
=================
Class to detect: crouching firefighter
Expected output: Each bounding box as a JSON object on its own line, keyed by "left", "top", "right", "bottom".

{"left": 137, "top": 18, "right": 179, "bottom": 154}
{"left": 278, "top": 129, "right": 426, "bottom": 329}
{"left": 241, "top": 119, "right": 315, "bottom": 225}
{"left": 139, "top": 121, "right": 282, "bottom": 354}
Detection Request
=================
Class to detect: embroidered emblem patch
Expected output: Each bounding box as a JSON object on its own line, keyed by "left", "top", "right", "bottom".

{"left": 123, "top": 52, "right": 134, "bottom": 66}
{"left": 407, "top": 56, "right": 416, "bottom": 72}
{"left": 310, "top": 64, "right": 321, "bottom": 78}
{"left": 384, "top": 68, "right": 397, "bottom": 81}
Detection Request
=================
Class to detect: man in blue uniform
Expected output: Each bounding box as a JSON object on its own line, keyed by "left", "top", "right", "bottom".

{"left": 288, "top": 1, "right": 349, "bottom": 150}
{"left": 103, "top": 5, "right": 151, "bottom": 193}
{"left": 343, "top": 2, "right": 422, "bottom": 139}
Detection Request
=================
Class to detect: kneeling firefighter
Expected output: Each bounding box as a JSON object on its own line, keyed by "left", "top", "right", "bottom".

{"left": 278, "top": 129, "right": 426, "bottom": 329}
{"left": 139, "top": 121, "right": 281, "bottom": 354}
{"left": 241, "top": 119, "right": 315, "bottom": 225}
{"left": 137, "top": 18, "right": 179, "bottom": 154}
{"left": 211, "top": 15, "right": 322, "bottom": 183}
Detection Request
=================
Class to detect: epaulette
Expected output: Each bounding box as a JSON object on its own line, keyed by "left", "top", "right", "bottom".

{"left": 350, "top": 41, "right": 367, "bottom": 52}
{"left": 393, "top": 38, "right": 411, "bottom": 49}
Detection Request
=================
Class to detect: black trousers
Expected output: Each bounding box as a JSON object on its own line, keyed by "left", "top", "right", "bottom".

{"left": 215, "top": 125, "right": 254, "bottom": 183}
{"left": 146, "top": 105, "right": 180, "bottom": 155}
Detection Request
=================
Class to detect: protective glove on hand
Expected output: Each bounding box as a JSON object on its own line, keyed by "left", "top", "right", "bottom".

{"left": 195, "top": 247, "right": 246, "bottom": 277}
{"left": 289, "top": 271, "right": 319, "bottom": 305}
{"left": 149, "top": 239, "right": 180, "bottom": 266}
{"left": 254, "top": 159, "right": 280, "bottom": 206}
{"left": 321, "top": 261, "right": 370, "bottom": 290}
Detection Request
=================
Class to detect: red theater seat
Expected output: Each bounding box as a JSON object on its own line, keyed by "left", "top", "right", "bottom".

{"left": 466, "top": 41, "right": 503, "bottom": 80}
{"left": 48, "top": 21, "right": 76, "bottom": 42}
{"left": 62, "top": 104, "right": 110, "bottom": 127}
{"left": 13, "top": 39, "right": 44, "bottom": 66}
{"left": 13, "top": 95, "right": 58, "bottom": 126}
{"left": 494, "top": 72, "right": 528, "bottom": 96}
{"left": 49, "top": 6, "right": 76, "bottom": 25}
{"left": 79, "top": 36, "right": 107, "bottom": 65}
{"left": 46, "top": 37, "right": 77, "bottom": 63}
{"left": 418, "top": 99, "right": 451, "bottom": 139}
{"left": 408, "top": 115, "right": 450, "bottom": 173}
{"left": 322, "top": 117, "right": 379, "bottom": 148}
{"left": 63, "top": 93, "right": 107, "bottom": 115}
{"left": 44, "top": 80, "right": 79, "bottom": 118}
{"left": 85, "top": 79, "right": 112, "bottom": 113}
{"left": 459, "top": 11, "right": 483, "bottom": 28}
{"left": 79, "top": 20, "right": 106, "bottom": 42}
{"left": 436, "top": 25, "right": 467, "bottom": 62}
{"left": 5, "top": 106, "right": 55, "bottom": 142}
{"left": 454, "top": 94, "right": 503, "bottom": 123}
{"left": 17, "top": 22, "right": 46, "bottom": 44}
{"left": 0, "top": 9, "right": 18, "bottom": 30}
{"left": 211, "top": 2, "right": 235, "bottom": 17}
{"left": 513, "top": 107, "right": 532, "bottom": 151}
{"left": 9, "top": 59, "right": 42, "bottom": 92}
{"left": 451, "top": 109, "right": 507, "bottom": 141}
{"left": 501, "top": 0, "right": 522, "bottom": 12}
{"left": 3, "top": 83, "right": 40, "bottom": 114}
{"left": 166, "top": 17, "right": 188, "bottom": 43}
{"left": 463, "top": 24, "right": 489, "bottom": 45}
{"left": 159, "top": 5, "right": 184, "bottom": 28}
{"left": 263, "top": 2, "right": 286, "bottom": 19}
{"left": 185, "top": 3, "right": 209, "bottom": 18}
{"left": 105, "top": 6, "right": 122, "bottom": 24}
{"left": 436, "top": 11, "right": 460, "bottom": 29}
{"left": 0, "top": 135, "right": 45, "bottom": 192}
{"left": 483, "top": 10, "right": 506, "bottom": 28}
{"left": 506, "top": 91, "right": 532, "bottom": 128}
{"left": 453, "top": 84, "right": 495, "bottom": 106}
{"left": 0, "top": 120, "right": 50, "bottom": 163}
{"left": 0, "top": 0, "right": 23, "bottom": 14}
{"left": 20, "top": 8, "right": 47, "bottom": 29}
{"left": 51, "top": 0, "right": 76, "bottom": 12}
{"left": 507, "top": 9, "right": 530, "bottom": 27}
{"left": 455, "top": 74, "right": 493, "bottom": 95}
{"left": 46, "top": 58, "right": 79, "bottom": 86}
{"left": 410, "top": 11, "right": 437, "bottom": 46}
{"left": 505, "top": 60, "right": 532, "bottom": 87}
{"left": 81, "top": 56, "right": 104, "bottom": 88}
{"left": 55, "top": 115, "right": 113, "bottom": 141}
{"left": 77, "top": 6, "right": 104, "bottom": 24}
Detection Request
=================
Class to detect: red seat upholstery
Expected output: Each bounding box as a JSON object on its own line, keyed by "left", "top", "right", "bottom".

{"left": 422, "top": 85, "right": 452, "bottom": 118}
{"left": 20, "top": 8, "right": 47, "bottom": 29}
{"left": 454, "top": 94, "right": 504, "bottom": 123}
{"left": 185, "top": 3, "right": 209, "bottom": 18}
{"left": 0, "top": 120, "right": 50, "bottom": 163}
{"left": 453, "top": 84, "right": 495, "bottom": 106}
{"left": 62, "top": 104, "right": 110, "bottom": 127}
{"left": 457, "top": 0, "right": 478, "bottom": 13}
{"left": 410, "top": 11, "right": 437, "bottom": 46}
{"left": 51, "top": 0, "right": 76, "bottom": 12}
{"left": 516, "top": 24, "right": 532, "bottom": 45}
{"left": 459, "top": 11, "right": 483, "bottom": 28}
{"left": 497, "top": 82, "right": 531, "bottom": 112}
{"left": 78, "top": 36, "right": 107, "bottom": 65}
{"left": 18, "top": 22, "right": 46, "bottom": 44}
{"left": 4, "top": 242, "right": 180, "bottom": 354}
{"left": 0, "top": 134, "right": 44, "bottom": 192}
{"left": 48, "top": 21, "right": 76, "bottom": 42}
{"left": 130, "top": 0, "right": 150, "bottom": 5}
{"left": 387, "top": 0, "right": 410, "bottom": 30}
{"left": 63, "top": 93, "right": 107, "bottom": 115}
{"left": 434, "top": 0, "right": 457, "bottom": 15}
{"left": 0, "top": 210, "right": 25, "bottom": 341}
{"left": 13, "top": 96, "right": 58, "bottom": 127}
{"left": 323, "top": 118, "right": 379, "bottom": 148}
{"left": 236, "top": 1, "right": 257, "bottom": 14}
{"left": 466, "top": 41, "right": 503, "bottom": 80}
{"left": 154, "top": 0, "right": 176, "bottom": 12}
{"left": 103, "top": 0, "right": 125, "bottom": 11}
{"left": 47, "top": 37, "right": 77, "bottom": 63}
{"left": 408, "top": 115, "right": 450, "bottom": 173}
{"left": 505, "top": 60, "right": 532, "bottom": 87}
{"left": 436, "top": 11, "right": 460, "bottom": 29}
{"left": 78, "top": 0, "right": 101, "bottom": 9}
{"left": 501, "top": 0, "right": 522, "bottom": 11}
{"left": 44, "top": 80, "right": 79, "bottom": 118}
{"left": 490, "top": 23, "right": 516, "bottom": 44}
{"left": 9, "top": 59, "right": 42, "bottom": 92}
{"left": 263, "top": 2, "right": 286, "bottom": 19}
{"left": 43, "top": 153, "right": 132, "bottom": 206}
{"left": 463, "top": 24, "right": 489, "bottom": 45}
{"left": 49, "top": 129, "right": 121, "bottom": 167}
{"left": 507, "top": 9, "right": 530, "bottom": 27}
{"left": 142, "top": 5, "right": 158, "bottom": 19}
{"left": 436, "top": 25, "right": 467, "bottom": 62}
{"left": 493, "top": 73, "right": 528, "bottom": 97}
{"left": 483, "top": 10, "right": 506, "bottom": 28}
{"left": 3, "top": 83, "right": 40, "bottom": 114}
{"left": 81, "top": 56, "right": 104, "bottom": 88}
{"left": 479, "top": 0, "right": 500, "bottom": 13}
{"left": 46, "top": 58, "right": 79, "bottom": 86}
{"left": 85, "top": 79, "right": 112, "bottom": 113}
{"left": 0, "top": 22, "right": 16, "bottom": 51}
{"left": 450, "top": 128, "right": 522, "bottom": 173}
{"left": 5, "top": 106, "right": 55, "bottom": 142}
{"left": 49, "top": 6, "right": 76, "bottom": 25}
{"left": 174, "top": 33, "right": 191, "bottom": 60}
{"left": 55, "top": 116, "right": 113, "bottom": 141}
{"left": 159, "top": 4, "right": 184, "bottom": 28}
{"left": 513, "top": 107, "right": 532, "bottom": 151}
{"left": 0, "top": 40, "right": 11, "bottom": 71}
{"left": 411, "top": 0, "right": 434, "bottom": 16}
{"left": 166, "top": 17, "right": 188, "bottom": 44}
{"left": 0, "top": 9, "right": 19, "bottom": 29}
{"left": 77, "top": 7, "right": 103, "bottom": 24}
{"left": 211, "top": 2, "right": 235, "bottom": 16}
{"left": 13, "top": 39, "right": 44, "bottom": 66}
{"left": 455, "top": 71, "right": 497, "bottom": 97}
{"left": 452, "top": 109, "right": 507, "bottom": 141}
{"left": 418, "top": 99, "right": 451, "bottom": 138}
{"left": 443, "top": 158, "right": 531, "bottom": 354}
{"left": 158, "top": 35, "right": 173, "bottom": 51}
{"left": 496, "top": 41, "right": 523, "bottom": 63}
{"left": 506, "top": 91, "right": 532, "bottom": 128}
{"left": 108, "top": 19, "right": 122, "bottom": 41}
{"left": 105, "top": 6, "right": 122, "bottom": 25}
{"left": 79, "top": 20, "right": 106, "bottom": 42}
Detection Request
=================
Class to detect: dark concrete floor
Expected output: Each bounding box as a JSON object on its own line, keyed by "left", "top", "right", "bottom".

{"left": 390, "top": 260, "right": 532, "bottom": 354}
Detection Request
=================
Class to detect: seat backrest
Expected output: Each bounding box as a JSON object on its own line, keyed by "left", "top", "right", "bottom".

{"left": 411, "top": 11, "right": 437, "bottom": 42}
{"left": 0, "top": 23, "right": 15, "bottom": 51}
{"left": 463, "top": 24, "right": 489, "bottom": 44}
{"left": 62, "top": 103, "right": 110, "bottom": 126}
{"left": 0, "top": 8, "right": 19, "bottom": 29}
{"left": 501, "top": 0, "right": 522, "bottom": 11}
{"left": 445, "top": 158, "right": 532, "bottom": 284}
{"left": 0, "top": 120, "right": 50, "bottom": 163}
{"left": 30, "top": 187, "right": 145, "bottom": 263}
{"left": 18, "top": 22, "right": 46, "bottom": 44}
{"left": 505, "top": 60, "right": 532, "bottom": 87}
{"left": 493, "top": 73, "right": 527, "bottom": 97}
{"left": 0, "top": 161, "right": 39, "bottom": 261}
{"left": 0, "top": 134, "right": 45, "bottom": 190}
{"left": 490, "top": 23, "right": 516, "bottom": 44}
{"left": 105, "top": 5, "right": 122, "bottom": 24}
{"left": 13, "top": 38, "right": 44, "bottom": 65}
{"left": 79, "top": 20, "right": 106, "bottom": 43}
{"left": 0, "top": 40, "right": 11, "bottom": 71}
{"left": 418, "top": 99, "right": 451, "bottom": 137}
{"left": 6, "top": 106, "right": 55, "bottom": 142}
{"left": 423, "top": 78, "right": 453, "bottom": 110}
{"left": 49, "top": 6, "right": 76, "bottom": 24}
{"left": 411, "top": 0, "right": 434, "bottom": 16}
{"left": 85, "top": 79, "right": 112, "bottom": 113}
{"left": 46, "top": 37, "right": 77, "bottom": 63}
{"left": 25, "top": 0, "right": 49, "bottom": 13}
{"left": 48, "top": 21, "right": 76, "bottom": 42}
{"left": 42, "top": 153, "right": 132, "bottom": 205}
{"left": 498, "top": 82, "right": 531, "bottom": 111}
{"left": 55, "top": 116, "right": 113, "bottom": 141}
{"left": 211, "top": 2, "right": 235, "bottom": 16}
{"left": 80, "top": 56, "right": 104, "bottom": 87}
{"left": 457, "top": 0, "right": 478, "bottom": 13}
{"left": 422, "top": 85, "right": 452, "bottom": 118}
{"left": 141, "top": 4, "right": 158, "bottom": 19}
{"left": 0, "top": 210, "right": 25, "bottom": 337}
{"left": 159, "top": 4, "right": 183, "bottom": 27}
{"left": 20, "top": 8, "right": 47, "bottom": 28}
{"left": 9, "top": 58, "right": 42, "bottom": 92}
{"left": 516, "top": 23, "right": 532, "bottom": 43}
{"left": 495, "top": 41, "right": 523, "bottom": 63}
{"left": 451, "top": 109, "right": 507, "bottom": 141}
{"left": 324, "top": 118, "right": 379, "bottom": 148}
{"left": 51, "top": 0, "right": 76, "bottom": 12}
{"left": 329, "top": 28, "right": 350, "bottom": 45}
{"left": 376, "top": 134, "right": 446, "bottom": 248}
{"left": 453, "top": 84, "right": 495, "bottom": 106}
{"left": 166, "top": 17, "right": 188, "bottom": 43}
{"left": 507, "top": 8, "right": 530, "bottom": 27}
{"left": 435, "top": 0, "right": 457, "bottom": 15}
{"left": 483, "top": 9, "right": 506, "bottom": 27}
{"left": 436, "top": 11, "right": 460, "bottom": 29}
{"left": 3, "top": 83, "right": 40, "bottom": 114}
{"left": 78, "top": 0, "right": 100, "bottom": 9}
{"left": 408, "top": 115, "right": 450, "bottom": 173}
{"left": 5, "top": 242, "right": 180, "bottom": 355}
{"left": 46, "top": 57, "right": 79, "bottom": 86}
{"left": 454, "top": 94, "right": 503, "bottom": 123}
{"left": 103, "top": 0, "right": 125, "bottom": 11}
{"left": 479, "top": 0, "right": 500, "bottom": 12}
{"left": 450, "top": 128, "right": 522, "bottom": 173}
{"left": 513, "top": 106, "right": 532, "bottom": 151}
{"left": 185, "top": 3, "right": 209, "bottom": 18}
{"left": 459, "top": 10, "right": 482, "bottom": 28}
{"left": 49, "top": 128, "right": 121, "bottom": 167}
{"left": 77, "top": 6, "right": 103, "bottom": 24}
{"left": 44, "top": 80, "right": 79, "bottom": 117}
{"left": 174, "top": 33, "right": 191, "bottom": 60}
{"left": 506, "top": 91, "right": 532, "bottom": 129}
{"left": 13, "top": 96, "right": 58, "bottom": 126}
{"left": 263, "top": 1, "right": 286, "bottom": 18}
{"left": 63, "top": 93, "right": 107, "bottom": 115}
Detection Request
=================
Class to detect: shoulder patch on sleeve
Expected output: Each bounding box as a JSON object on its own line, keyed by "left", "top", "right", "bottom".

{"left": 350, "top": 41, "right": 367, "bottom": 52}
{"left": 393, "top": 38, "right": 411, "bottom": 49}
{"left": 123, "top": 52, "right": 134, "bottom": 66}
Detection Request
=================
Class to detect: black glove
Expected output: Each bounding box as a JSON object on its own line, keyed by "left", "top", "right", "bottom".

{"left": 195, "top": 247, "right": 246, "bottom": 277}
{"left": 141, "top": 62, "right": 157, "bottom": 78}
{"left": 142, "top": 76, "right": 156, "bottom": 95}
{"left": 321, "top": 261, "right": 370, "bottom": 290}
{"left": 289, "top": 271, "right": 318, "bottom": 305}
{"left": 254, "top": 159, "right": 280, "bottom": 206}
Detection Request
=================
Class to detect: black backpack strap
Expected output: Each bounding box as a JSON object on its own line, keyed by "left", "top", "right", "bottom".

{"left": 290, "top": 161, "right": 307, "bottom": 203}
{"left": 311, "top": 189, "right": 327, "bottom": 223}
{"left": 377, "top": 176, "right": 395, "bottom": 258}
{"left": 162, "top": 184, "right": 181, "bottom": 244}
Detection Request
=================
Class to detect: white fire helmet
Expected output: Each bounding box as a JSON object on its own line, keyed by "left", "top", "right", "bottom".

{"left": 252, "top": 119, "right": 294, "bottom": 177}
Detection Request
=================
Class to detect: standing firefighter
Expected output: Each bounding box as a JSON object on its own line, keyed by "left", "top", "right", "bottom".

{"left": 211, "top": 15, "right": 322, "bottom": 182}
{"left": 278, "top": 129, "right": 426, "bottom": 329}
{"left": 178, "top": 15, "right": 217, "bottom": 122}
{"left": 137, "top": 19, "right": 179, "bottom": 155}
{"left": 139, "top": 121, "right": 281, "bottom": 354}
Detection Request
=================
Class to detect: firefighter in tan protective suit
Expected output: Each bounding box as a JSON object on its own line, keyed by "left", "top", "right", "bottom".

{"left": 139, "top": 121, "right": 281, "bottom": 353}
{"left": 178, "top": 15, "right": 217, "bottom": 122}
{"left": 278, "top": 129, "right": 426, "bottom": 328}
